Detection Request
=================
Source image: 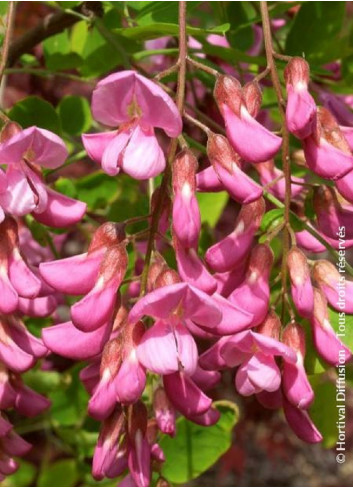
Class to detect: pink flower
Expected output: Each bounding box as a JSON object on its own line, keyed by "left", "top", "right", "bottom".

{"left": 214, "top": 76, "right": 282, "bottom": 163}
{"left": 227, "top": 243, "right": 274, "bottom": 327}
{"left": 284, "top": 58, "right": 316, "bottom": 139}
{"left": 82, "top": 70, "right": 182, "bottom": 180}
{"left": 206, "top": 133, "right": 263, "bottom": 204}
{"left": 281, "top": 322, "right": 314, "bottom": 409}
{"left": 283, "top": 398, "right": 322, "bottom": 444}
{"left": 153, "top": 387, "right": 176, "bottom": 437}
{"left": 0, "top": 126, "right": 86, "bottom": 225}
{"left": 128, "top": 268, "right": 253, "bottom": 336}
{"left": 313, "top": 260, "right": 353, "bottom": 314}
{"left": 221, "top": 311, "right": 296, "bottom": 396}
{"left": 313, "top": 186, "right": 353, "bottom": 240}
{"left": 287, "top": 246, "right": 314, "bottom": 318}
{"left": 255, "top": 160, "right": 304, "bottom": 200}
{"left": 303, "top": 108, "right": 353, "bottom": 180}
{"left": 205, "top": 197, "right": 265, "bottom": 273}
{"left": 172, "top": 150, "right": 200, "bottom": 249}
{"left": 311, "top": 288, "right": 352, "bottom": 366}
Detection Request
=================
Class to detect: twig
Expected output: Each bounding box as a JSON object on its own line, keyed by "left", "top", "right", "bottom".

{"left": 0, "top": 1, "right": 16, "bottom": 82}
{"left": 260, "top": 1, "right": 292, "bottom": 321}
{"left": 139, "top": 1, "right": 188, "bottom": 296}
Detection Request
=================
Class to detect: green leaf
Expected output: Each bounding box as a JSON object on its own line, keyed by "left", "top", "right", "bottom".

{"left": 49, "top": 365, "right": 89, "bottom": 427}
{"left": 23, "top": 369, "right": 62, "bottom": 394}
{"left": 55, "top": 177, "right": 77, "bottom": 199}
{"left": 5, "top": 461, "right": 36, "bottom": 487}
{"left": 57, "top": 95, "right": 92, "bottom": 136}
{"left": 38, "top": 459, "right": 79, "bottom": 487}
{"left": 0, "top": 2, "right": 8, "bottom": 16}
{"left": 160, "top": 402, "right": 238, "bottom": 484}
{"left": 197, "top": 192, "right": 228, "bottom": 227}
{"left": 9, "top": 96, "right": 61, "bottom": 134}
{"left": 309, "top": 377, "right": 337, "bottom": 448}
{"left": 75, "top": 172, "right": 120, "bottom": 211}
{"left": 43, "top": 30, "right": 82, "bottom": 71}
{"left": 260, "top": 208, "right": 284, "bottom": 232}
{"left": 285, "top": 2, "right": 349, "bottom": 63}
{"left": 131, "top": 1, "right": 202, "bottom": 25}
{"left": 114, "top": 22, "right": 230, "bottom": 41}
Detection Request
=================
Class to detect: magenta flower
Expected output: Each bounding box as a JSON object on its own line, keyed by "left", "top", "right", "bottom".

{"left": 40, "top": 223, "right": 128, "bottom": 332}
{"left": 227, "top": 243, "right": 274, "bottom": 327}
{"left": 311, "top": 288, "right": 352, "bottom": 366}
{"left": 221, "top": 312, "right": 296, "bottom": 396}
{"left": 283, "top": 398, "right": 322, "bottom": 444}
{"left": 284, "top": 57, "right": 316, "bottom": 139}
{"left": 82, "top": 70, "right": 182, "bottom": 180}
{"left": 153, "top": 387, "right": 176, "bottom": 437}
{"left": 214, "top": 76, "right": 282, "bottom": 163}
{"left": 281, "top": 322, "right": 314, "bottom": 409}
{"left": 303, "top": 108, "right": 353, "bottom": 180}
{"left": 128, "top": 271, "right": 253, "bottom": 336}
{"left": 206, "top": 133, "right": 263, "bottom": 204}
{"left": 313, "top": 260, "right": 353, "bottom": 314}
{"left": 205, "top": 197, "right": 265, "bottom": 273}
{"left": 313, "top": 185, "right": 353, "bottom": 240}
{"left": 287, "top": 246, "right": 314, "bottom": 318}
{"left": 255, "top": 160, "right": 304, "bottom": 200}
{"left": 0, "top": 126, "right": 86, "bottom": 226}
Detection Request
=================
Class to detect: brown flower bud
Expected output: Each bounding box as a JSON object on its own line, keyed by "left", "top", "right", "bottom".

{"left": 256, "top": 310, "right": 281, "bottom": 339}
{"left": 0, "top": 121, "right": 22, "bottom": 143}
{"left": 284, "top": 57, "right": 310, "bottom": 87}
{"left": 317, "top": 107, "right": 351, "bottom": 154}
{"left": 127, "top": 401, "right": 148, "bottom": 441}
{"left": 287, "top": 246, "right": 310, "bottom": 287}
{"left": 155, "top": 268, "right": 181, "bottom": 289}
{"left": 207, "top": 133, "right": 241, "bottom": 174}
{"left": 88, "top": 222, "right": 126, "bottom": 253}
{"left": 214, "top": 74, "right": 242, "bottom": 115}
{"left": 172, "top": 149, "right": 198, "bottom": 195}
{"left": 243, "top": 81, "right": 262, "bottom": 117}
{"left": 282, "top": 322, "right": 306, "bottom": 359}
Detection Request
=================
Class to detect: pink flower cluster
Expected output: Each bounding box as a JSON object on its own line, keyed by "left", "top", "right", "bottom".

{"left": 34, "top": 59, "right": 353, "bottom": 486}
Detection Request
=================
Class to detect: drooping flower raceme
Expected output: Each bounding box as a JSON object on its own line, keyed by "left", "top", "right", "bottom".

{"left": 82, "top": 70, "right": 182, "bottom": 180}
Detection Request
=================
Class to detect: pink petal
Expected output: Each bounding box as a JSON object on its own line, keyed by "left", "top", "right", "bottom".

{"left": 191, "top": 365, "right": 221, "bottom": 391}
{"left": 17, "top": 295, "right": 57, "bottom": 317}
{"left": 135, "top": 72, "right": 182, "bottom": 137}
{"left": 286, "top": 85, "right": 316, "bottom": 139}
{"left": 128, "top": 434, "right": 151, "bottom": 488}
{"left": 282, "top": 361, "right": 314, "bottom": 409}
{"left": 1, "top": 168, "right": 37, "bottom": 216}
{"left": 199, "top": 336, "right": 231, "bottom": 371}
{"left": 8, "top": 250, "right": 41, "bottom": 298}
{"left": 0, "top": 271, "right": 18, "bottom": 314}
{"left": 101, "top": 130, "right": 130, "bottom": 176}
{"left": 224, "top": 105, "right": 282, "bottom": 163}
{"left": 15, "top": 385, "right": 51, "bottom": 417}
{"left": 173, "top": 191, "right": 201, "bottom": 249}
{"left": 82, "top": 131, "right": 117, "bottom": 164}
{"left": 283, "top": 399, "right": 322, "bottom": 444}
{"left": 121, "top": 125, "right": 165, "bottom": 180}
{"left": 175, "top": 243, "right": 218, "bottom": 295}
{"left": 42, "top": 320, "right": 112, "bottom": 360}
{"left": 186, "top": 406, "right": 220, "bottom": 426}
{"left": 137, "top": 320, "right": 198, "bottom": 375}
{"left": 196, "top": 166, "right": 224, "bottom": 192}
{"left": 303, "top": 136, "right": 353, "bottom": 180}
{"left": 33, "top": 188, "right": 86, "bottom": 228}
{"left": 0, "top": 126, "right": 68, "bottom": 168}
{"left": 39, "top": 249, "right": 103, "bottom": 295}
{"left": 115, "top": 353, "right": 146, "bottom": 404}
{"left": 163, "top": 371, "right": 212, "bottom": 417}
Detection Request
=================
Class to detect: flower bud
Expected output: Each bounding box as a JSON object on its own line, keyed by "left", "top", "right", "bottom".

{"left": 282, "top": 322, "right": 314, "bottom": 409}
{"left": 256, "top": 309, "right": 281, "bottom": 339}
{"left": 243, "top": 80, "right": 262, "bottom": 117}
{"left": 88, "top": 222, "right": 126, "bottom": 254}
{"left": 172, "top": 150, "right": 200, "bottom": 249}
{"left": 313, "top": 259, "right": 353, "bottom": 314}
{"left": 153, "top": 387, "right": 176, "bottom": 437}
{"left": 313, "top": 185, "right": 353, "bottom": 240}
{"left": 206, "top": 133, "right": 263, "bottom": 204}
{"left": 287, "top": 246, "right": 314, "bottom": 317}
{"left": 284, "top": 57, "right": 310, "bottom": 88}
{"left": 214, "top": 75, "right": 242, "bottom": 116}
{"left": 0, "top": 121, "right": 22, "bottom": 143}
{"left": 311, "top": 288, "right": 352, "bottom": 365}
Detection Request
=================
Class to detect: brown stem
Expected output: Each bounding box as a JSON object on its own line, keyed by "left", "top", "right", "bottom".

{"left": 183, "top": 111, "right": 211, "bottom": 135}
{"left": 0, "top": 2, "right": 16, "bottom": 82}
{"left": 260, "top": 1, "right": 291, "bottom": 321}
{"left": 139, "top": 1, "right": 188, "bottom": 296}
{"left": 7, "top": 2, "right": 103, "bottom": 67}
{"left": 187, "top": 56, "right": 219, "bottom": 77}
